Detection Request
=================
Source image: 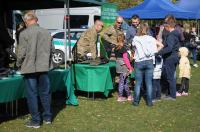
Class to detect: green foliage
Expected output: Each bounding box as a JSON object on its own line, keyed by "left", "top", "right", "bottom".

{"left": 107, "top": 0, "right": 144, "bottom": 10}
{"left": 107, "top": 0, "right": 178, "bottom": 10}
{"left": 172, "top": 0, "right": 178, "bottom": 3}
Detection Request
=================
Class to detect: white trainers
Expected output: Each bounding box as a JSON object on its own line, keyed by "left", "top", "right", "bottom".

{"left": 117, "top": 97, "right": 127, "bottom": 102}
{"left": 176, "top": 92, "right": 182, "bottom": 97}
{"left": 193, "top": 64, "right": 198, "bottom": 68}
{"left": 182, "top": 91, "right": 189, "bottom": 96}
{"left": 127, "top": 95, "right": 133, "bottom": 101}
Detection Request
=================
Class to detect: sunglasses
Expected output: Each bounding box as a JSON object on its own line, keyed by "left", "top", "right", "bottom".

{"left": 117, "top": 21, "right": 122, "bottom": 24}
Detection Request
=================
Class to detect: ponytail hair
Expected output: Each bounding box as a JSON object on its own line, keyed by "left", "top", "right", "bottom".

{"left": 116, "top": 33, "right": 125, "bottom": 50}
{"left": 136, "top": 23, "right": 149, "bottom": 36}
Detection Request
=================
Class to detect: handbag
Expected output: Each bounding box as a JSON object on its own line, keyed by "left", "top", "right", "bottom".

{"left": 189, "top": 38, "right": 197, "bottom": 48}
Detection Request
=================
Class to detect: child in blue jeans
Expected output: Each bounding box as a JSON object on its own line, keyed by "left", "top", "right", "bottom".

{"left": 115, "top": 33, "right": 133, "bottom": 102}
{"left": 152, "top": 55, "right": 163, "bottom": 102}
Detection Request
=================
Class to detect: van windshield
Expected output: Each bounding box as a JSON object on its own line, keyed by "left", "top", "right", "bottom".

{"left": 94, "top": 15, "right": 100, "bottom": 22}
{"left": 66, "top": 15, "right": 89, "bottom": 29}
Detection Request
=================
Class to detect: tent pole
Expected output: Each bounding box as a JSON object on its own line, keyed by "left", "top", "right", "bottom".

{"left": 195, "top": 19, "right": 198, "bottom": 36}
{"left": 197, "top": 19, "right": 199, "bottom": 37}
{"left": 64, "top": 0, "right": 67, "bottom": 69}
{"left": 67, "top": 0, "right": 72, "bottom": 66}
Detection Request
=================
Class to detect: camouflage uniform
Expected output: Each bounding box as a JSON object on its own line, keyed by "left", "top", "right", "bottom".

{"left": 101, "top": 25, "right": 124, "bottom": 46}
{"left": 101, "top": 25, "right": 124, "bottom": 58}
{"left": 77, "top": 25, "right": 97, "bottom": 59}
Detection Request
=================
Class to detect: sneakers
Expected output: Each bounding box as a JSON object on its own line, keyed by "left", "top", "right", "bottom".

{"left": 147, "top": 103, "right": 153, "bottom": 107}
{"left": 43, "top": 119, "right": 52, "bottom": 125}
{"left": 127, "top": 95, "right": 133, "bottom": 101}
{"left": 182, "top": 91, "right": 189, "bottom": 96}
{"left": 152, "top": 99, "right": 161, "bottom": 103}
{"left": 176, "top": 92, "right": 182, "bottom": 97}
{"left": 132, "top": 102, "right": 139, "bottom": 106}
{"left": 163, "top": 96, "right": 176, "bottom": 101}
{"left": 117, "top": 96, "right": 133, "bottom": 102}
{"left": 25, "top": 121, "right": 40, "bottom": 129}
{"left": 176, "top": 91, "right": 189, "bottom": 96}
{"left": 117, "top": 97, "right": 127, "bottom": 102}
{"left": 193, "top": 64, "right": 198, "bottom": 68}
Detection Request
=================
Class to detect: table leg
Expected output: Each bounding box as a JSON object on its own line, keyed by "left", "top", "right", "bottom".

{"left": 16, "top": 100, "right": 18, "bottom": 116}
{"left": 92, "top": 92, "right": 95, "bottom": 100}
{"left": 11, "top": 101, "right": 14, "bottom": 117}
{"left": 87, "top": 91, "right": 90, "bottom": 99}
{"left": 6, "top": 103, "right": 8, "bottom": 113}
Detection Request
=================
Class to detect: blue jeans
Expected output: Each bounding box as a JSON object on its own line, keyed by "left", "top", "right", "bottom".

{"left": 189, "top": 48, "right": 197, "bottom": 64}
{"left": 24, "top": 72, "right": 52, "bottom": 124}
{"left": 133, "top": 60, "right": 154, "bottom": 105}
{"left": 162, "top": 55, "right": 179, "bottom": 98}
{"left": 152, "top": 79, "right": 161, "bottom": 99}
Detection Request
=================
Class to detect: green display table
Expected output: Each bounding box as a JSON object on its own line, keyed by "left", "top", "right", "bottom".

{"left": 72, "top": 61, "right": 116, "bottom": 97}
{"left": 0, "top": 69, "right": 78, "bottom": 105}
{"left": 0, "top": 75, "right": 25, "bottom": 103}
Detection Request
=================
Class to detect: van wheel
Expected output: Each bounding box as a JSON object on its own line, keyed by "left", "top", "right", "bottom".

{"left": 52, "top": 50, "right": 64, "bottom": 65}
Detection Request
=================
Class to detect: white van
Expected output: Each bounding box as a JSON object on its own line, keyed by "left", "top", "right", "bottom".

{"left": 35, "top": 7, "right": 101, "bottom": 65}
{"left": 35, "top": 7, "right": 101, "bottom": 31}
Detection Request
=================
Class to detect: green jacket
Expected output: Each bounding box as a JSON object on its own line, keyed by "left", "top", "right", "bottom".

{"left": 77, "top": 25, "right": 98, "bottom": 57}
{"left": 101, "top": 25, "right": 124, "bottom": 46}
{"left": 16, "top": 24, "right": 54, "bottom": 74}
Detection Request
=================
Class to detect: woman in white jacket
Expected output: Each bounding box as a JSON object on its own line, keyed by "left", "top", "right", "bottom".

{"left": 132, "top": 23, "right": 163, "bottom": 106}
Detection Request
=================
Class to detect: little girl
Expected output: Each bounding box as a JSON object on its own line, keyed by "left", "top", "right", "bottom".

{"left": 177, "top": 47, "right": 191, "bottom": 96}
{"left": 115, "top": 33, "right": 133, "bottom": 102}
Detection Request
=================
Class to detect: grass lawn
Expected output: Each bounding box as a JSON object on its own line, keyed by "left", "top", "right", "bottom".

{"left": 0, "top": 62, "right": 200, "bottom": 132}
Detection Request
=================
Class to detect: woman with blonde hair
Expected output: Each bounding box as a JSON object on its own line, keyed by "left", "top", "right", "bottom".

{"left": 132, "top": 23, "right": 163, "bottom": 106}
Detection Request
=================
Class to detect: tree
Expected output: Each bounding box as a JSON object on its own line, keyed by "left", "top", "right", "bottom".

{"left": 107, "top": 0, "right": 178, "bottom": 10}
{"left": 107, "top": 0, "right": 143, "bottom": 10}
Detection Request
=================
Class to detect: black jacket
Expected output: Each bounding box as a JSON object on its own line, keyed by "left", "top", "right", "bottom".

{"left": 158, "top": 30, "right": 180, "bottom": 58}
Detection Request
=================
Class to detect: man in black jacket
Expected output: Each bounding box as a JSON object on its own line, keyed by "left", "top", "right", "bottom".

{"left": 157, "top": 15, "right": 180, "bottom": 100}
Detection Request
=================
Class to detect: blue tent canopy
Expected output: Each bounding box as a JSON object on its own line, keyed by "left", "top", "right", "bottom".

{"left": 118, "top": 0, "right": 195, "bottom": 19}
{"left": 176, "top": 0, "right": 200, "bottom": 19}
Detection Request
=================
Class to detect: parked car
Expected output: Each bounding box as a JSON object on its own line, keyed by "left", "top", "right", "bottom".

{"left": 51, "top": 29, "right": 86, "bottom": 65}
{"left": 51, "top": 28, "right": 102, "bottom": 65}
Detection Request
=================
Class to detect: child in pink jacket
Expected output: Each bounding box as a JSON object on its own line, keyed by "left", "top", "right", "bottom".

{"left": 114, "top": 33, "right": 134, "bottom": 102}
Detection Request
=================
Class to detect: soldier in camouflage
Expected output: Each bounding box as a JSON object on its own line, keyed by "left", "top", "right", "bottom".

{"left": 77, "top": 20, "right": 104, "bottom": 60}
{"left": 101, "top": 16, "right": 124, "bottom": 58}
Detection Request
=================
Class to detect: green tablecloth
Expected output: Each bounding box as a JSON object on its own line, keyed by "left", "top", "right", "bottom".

{"left": 49, "top": 69, "right": 78, "bottom": 105}
{"left": 0, "top": 75, "right": 26, "bottom": 103}
{"left": 72, "top": 61, "right": 115, "bottom": 97}
{"left": 0, "top": 69, "right": 78, "bottom": 105}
